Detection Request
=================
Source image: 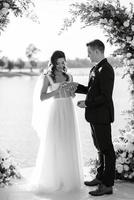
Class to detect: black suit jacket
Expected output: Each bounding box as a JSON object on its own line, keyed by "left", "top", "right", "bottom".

{"left": 76, "top": 58, "right": 115, "bottom": 124}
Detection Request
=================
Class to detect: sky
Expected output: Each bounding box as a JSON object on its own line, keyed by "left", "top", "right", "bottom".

{"left": 0, "top": 0, "right": 133, "bottom": 61}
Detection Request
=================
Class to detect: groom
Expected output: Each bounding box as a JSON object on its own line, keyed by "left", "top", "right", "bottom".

{"left": 72, "top": 39, "right": 116, "bottom": 196}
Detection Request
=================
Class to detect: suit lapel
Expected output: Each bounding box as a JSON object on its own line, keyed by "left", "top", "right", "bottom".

{"left": 88, "top": 66, "right": 96, "bottom": 87}
{"left": 88, "top": 59, "right": 107, "bottom": 87}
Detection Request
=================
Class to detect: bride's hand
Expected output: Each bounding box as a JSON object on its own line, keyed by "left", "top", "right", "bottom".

{"left": 70, "top": 82, "right": 78, "bottom": 92}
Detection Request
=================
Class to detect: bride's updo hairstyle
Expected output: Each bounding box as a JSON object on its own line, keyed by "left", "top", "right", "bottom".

{"left": 48, "top": 50, "right": 69, "bottom": 82}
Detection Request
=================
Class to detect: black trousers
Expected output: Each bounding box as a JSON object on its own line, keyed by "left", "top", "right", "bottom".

{"left": 90, "top": 123, "right": 116, "bottom": 187}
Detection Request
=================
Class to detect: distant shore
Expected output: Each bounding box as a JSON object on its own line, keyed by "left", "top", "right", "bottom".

{"left": 0, "top": 70, "right": 40, "bottom": 77}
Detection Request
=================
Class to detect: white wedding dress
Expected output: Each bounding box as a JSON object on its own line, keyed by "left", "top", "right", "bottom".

{"left": 29, "top": 73, "right": 84, "bottom": 194}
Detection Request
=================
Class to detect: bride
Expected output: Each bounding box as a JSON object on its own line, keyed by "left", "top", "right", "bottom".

{"left": 30, "top": 50, "right": 84, "bottom": 193}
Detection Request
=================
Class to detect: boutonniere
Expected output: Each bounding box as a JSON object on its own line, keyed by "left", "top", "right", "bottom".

{"left": 89, "top": 70, "right": 96, "bottom": 80}
{"left": 98, "top": 67, "right": 102, "bottom": 72}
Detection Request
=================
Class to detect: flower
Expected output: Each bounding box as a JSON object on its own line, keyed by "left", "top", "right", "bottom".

{"left": 109, "top": 19, "right": 113, "bottom": 24}
{"left": 123, "top": 20, "right": 130, "bottom": 27}
{"left": 126, "top": 36, "right": 132, "bottom": 42}
{"left": 89, "top": 70, "right": 96, "bottom": 80}
{"left": 93, "top": 1, "right": 100, "bottom": 7}
{"left": 121, "top": 43, "right": 126, "bottom": 48}
{"left": 114, "top": 143, "right": 121, "bottom": 151}
{"left": 3, "top": 3, "right": 10, "bottom": 9}
{"left": 0, "top": 147, "right": 21, "bottom": 187}
{"left": 124, "top": 164, "right": 129, "bottom": 171}
{"left": 124, "top": 174, "right": 128, "bottom": 178}
{"left": 116, "top": 164, "right": 123, "bottom": 173}
{"left": 92, "top": 12, "right": 100, "bottom": 17}
{"left": 125, "top": 133, "right": 134, "bottom": 142}
{"left": 129, "top": 174, "right": 133, "bottom": 179}
{"left": 131, "top": 25, "right": 134, "bottom": 31}
{"left": 127, "top": 53, "right": 132, "bottom": 58}
{"left": 131, "top": 40, "right": 134, "bottom": 46}
{"left": 121, "top": 152, "right": 126, "bottom": 158}
{"left": 100, "top": 18, "right": 107, "bottom": 24}
{"left": 126, "top": 143, "right": 134, "bottom": 152}
{"left": 117, "top": 157, "right": 125, "bottom": 164}
{"left": 128, "top": 13, "right": 133, "bottom": 19}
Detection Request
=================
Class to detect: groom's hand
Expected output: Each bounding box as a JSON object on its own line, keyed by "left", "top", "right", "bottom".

{"left": 77, "top": 100, "right": 86, "bottom": 108}
{"left": 70, "top": 82, "right": 78, "bottom": 92}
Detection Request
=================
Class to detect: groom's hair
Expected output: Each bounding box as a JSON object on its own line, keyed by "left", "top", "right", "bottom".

{"left": 86, "top": 39, "right": 105, "bottom": 53}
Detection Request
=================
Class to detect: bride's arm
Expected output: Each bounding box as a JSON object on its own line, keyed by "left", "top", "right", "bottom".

{"left": 40, "top": 75, "right": 60, "bottom": 101}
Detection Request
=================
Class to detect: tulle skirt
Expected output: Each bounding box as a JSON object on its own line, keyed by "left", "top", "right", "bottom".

{"left": 30, "top": 97, "right": 84, "bottom": 193}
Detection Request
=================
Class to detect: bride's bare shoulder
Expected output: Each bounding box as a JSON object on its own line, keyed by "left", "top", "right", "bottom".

{"left": 43, "top": 72, "right": 54, "bottom": 85}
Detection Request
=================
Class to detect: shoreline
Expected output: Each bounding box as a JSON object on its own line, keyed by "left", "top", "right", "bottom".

{"left": 0, "top": 71, "right": 39, "bottom": 77}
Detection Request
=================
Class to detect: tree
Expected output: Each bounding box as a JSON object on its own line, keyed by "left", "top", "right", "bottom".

{"left": 7, "top": 59, "right": 14, "bottom": 71}
{"left": 15, "top": 58, "right": 25, "bottom": 71}
{"left": 0, "top": 58, "right": 5, "bottom": 69}
{"left": 0, "top": 0, "right": 39, "bottom": 34}
{"left": 61, "top": 0, "right": 134, "bottom": 182}
{"left": 25, "top": 43, "right": 40, "bottom": 72}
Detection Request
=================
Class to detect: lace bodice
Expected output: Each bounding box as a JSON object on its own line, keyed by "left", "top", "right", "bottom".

{"left": 46, "top": 74, "right": 73, "bottom": 98}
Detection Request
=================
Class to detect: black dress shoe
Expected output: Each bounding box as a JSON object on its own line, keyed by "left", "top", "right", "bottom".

{"left": 84, "top": 178, "right": 102, "bottom": 186}
{"left": 89, "top": 184, "right": 113, "bottom": 196}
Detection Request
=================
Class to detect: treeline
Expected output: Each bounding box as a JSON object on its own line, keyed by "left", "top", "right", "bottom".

{"left": 67, "top": 57, "right": 122, "bottom": 68}
{"left": 41, "top": 57, "right": 123, "bottom": 69}
{"left": 0, "top": 56, "right": 123, "bottom": 72}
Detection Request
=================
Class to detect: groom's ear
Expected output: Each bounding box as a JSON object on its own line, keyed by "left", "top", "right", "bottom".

{"left": 96, "top": 49, "right": 102, "bottom": 56}
{"left": 95, "top": 49, "right": 99, "bottom": 54}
